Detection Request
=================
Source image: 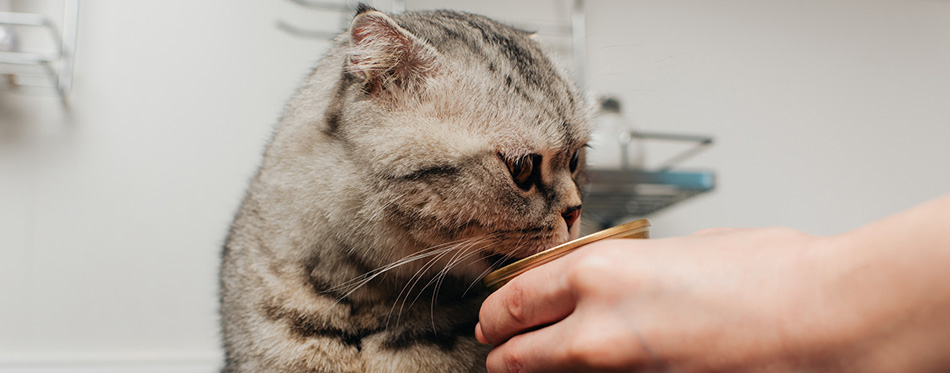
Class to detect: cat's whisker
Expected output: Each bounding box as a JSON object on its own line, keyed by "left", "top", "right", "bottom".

{"left": 398, "top": 239, "right": 472, "bottom": 306}
{"left": 463, "top": 250, "right": 509, "bottom": 298}
{"left": 391, "top": 232, "right": 503, "bottom": 328}
{"left": 325, "top": 236, "right": 477, "bottom": 296}
{"left": 334, "top": 242, "right": 464, "bottom": 302}
{"left": 386, "top": 235, "right": 489, "bottom": 327}
{"left": 388, "top": 243, "right": 464, "bottom": 327}
{"left": 434, "top": 234, "right": 497, "bottom": 287}
{"left": 428, "top": 237, "right": 500, "bottom": 331}
{"left": 459, "top": 233, "right": 525, "bottom": 291}
{"left": 462, "top": 238, "right": 528, "bottom": 295}
{"left": 427, "top": 234, "right": 497, "bottom": 301}
{"left": 324, "top": 239, "right": 488, "bottom": 303}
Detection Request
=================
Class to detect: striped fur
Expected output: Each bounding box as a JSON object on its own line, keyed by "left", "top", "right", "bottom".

{"left": 221, "top": 6, "right": 592, "bottom": 372}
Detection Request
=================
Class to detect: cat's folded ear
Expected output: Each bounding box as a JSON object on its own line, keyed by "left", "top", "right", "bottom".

{"left": 346, "top": 8, "right": 440, "bottom": 92}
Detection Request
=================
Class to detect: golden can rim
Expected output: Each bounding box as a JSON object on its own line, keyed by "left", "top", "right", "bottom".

{"left": 483, "top": 218, "right": 651, "bottom": 291}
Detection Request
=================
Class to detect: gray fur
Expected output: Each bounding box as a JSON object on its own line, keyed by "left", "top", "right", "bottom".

{"left": 221, "top": 7, "right": 592, "bottom": 372}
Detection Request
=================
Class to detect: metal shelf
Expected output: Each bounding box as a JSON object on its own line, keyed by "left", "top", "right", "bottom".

{"left": 583, "top": 168, "right": 715, "bottom": 228}
{"left": 580, "top": 93, "right": 717, "bottom": 229}
{"left": 0, "top": 1, "right": 79, "bottom": 102}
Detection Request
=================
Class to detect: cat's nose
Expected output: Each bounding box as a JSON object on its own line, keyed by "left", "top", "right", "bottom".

{"left": 562, "top": 205, "right": 581, "bottom": 230}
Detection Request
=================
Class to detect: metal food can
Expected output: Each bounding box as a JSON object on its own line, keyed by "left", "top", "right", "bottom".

{"left": 483, "top": 218, "right": 651, "bottom": 291}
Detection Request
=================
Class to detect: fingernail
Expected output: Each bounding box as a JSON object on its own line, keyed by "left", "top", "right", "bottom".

{"left": 475, "top": 322, "right": 489, "bottom": 344}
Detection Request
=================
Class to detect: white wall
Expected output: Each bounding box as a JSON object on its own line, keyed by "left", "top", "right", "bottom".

{"left": 1, "top": 0, "right": 338, "bottom": 370}
{"left": 1, "top": 0, "right": 948, "bottom": 371}
{"left": 583, "top": 1, "right": 950, "bottom": 237}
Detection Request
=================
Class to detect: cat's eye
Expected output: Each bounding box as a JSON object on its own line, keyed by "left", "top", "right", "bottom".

{"left": 505, "top": 154, "right": 538, "bottom": 190}
{"left": 569, "top": 149, "right": 580, "bottom": 173}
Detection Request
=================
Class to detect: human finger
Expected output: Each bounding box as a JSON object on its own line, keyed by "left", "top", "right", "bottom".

{"left": 485, "top": 313, "right": 580, "bottom": 373}
{"left": 486, "top": 309, "right": 654, "bottom": 373}
{"left": 477, "top": 257, "right": 578, "bottom": 346}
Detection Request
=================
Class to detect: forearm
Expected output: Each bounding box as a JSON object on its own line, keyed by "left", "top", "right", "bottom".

{"left": 818, "top": 194, "right": 950, "bottom": 371}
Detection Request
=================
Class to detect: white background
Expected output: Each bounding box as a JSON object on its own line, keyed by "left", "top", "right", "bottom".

{"left": 1, "top": 0, "right": 948, "bottom": 371}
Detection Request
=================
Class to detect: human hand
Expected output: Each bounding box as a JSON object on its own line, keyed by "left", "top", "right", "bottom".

{"left": 475, "top": 227, "right": 856, "bottom": 372}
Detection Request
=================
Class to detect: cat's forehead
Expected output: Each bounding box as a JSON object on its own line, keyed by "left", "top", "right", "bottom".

{"left": 376, "top": 11, "right": 591, "bottom": 154}
{"left": 399, "top": 100, "right": 588, "bottom": 161}
{"left": 482, "top": 107, "right": 589, "bottom": 156}
{"left": 393, "top": 11, "right": 592, "bottom": 153}
{"left": 457, "top": 70, "right": 590, "bottom": 154}
{"left": 396, "top": 11, "right": 575, "bottom": 100}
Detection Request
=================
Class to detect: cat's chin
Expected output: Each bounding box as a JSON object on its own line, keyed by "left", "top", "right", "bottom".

{"left": 482, "top": 251, "right": 528, "bottom": 269}
{"left": 478, "top": 229, "right": 576, "bottom": 270}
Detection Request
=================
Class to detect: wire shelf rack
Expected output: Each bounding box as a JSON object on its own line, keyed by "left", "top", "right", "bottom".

{"left": 0, "top": 0, "right": 79, "bottom": 103}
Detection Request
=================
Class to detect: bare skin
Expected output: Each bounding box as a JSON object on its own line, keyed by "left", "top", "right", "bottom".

{"left": 476, "top": 194, "right": 950, "bottom": 372}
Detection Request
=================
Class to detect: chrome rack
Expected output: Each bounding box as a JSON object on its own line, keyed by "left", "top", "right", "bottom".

{"left": 276, "top": 0, "right": 355, "bottom": 39}
{"left": 583, "top": 98, "right": 716, "bottom": 229}
{"left": 277, "top": 0, "right": 567, "bottom": 40}
{"left": 0, "top": 0, "right": 79, "bottom": 103}
{"left": 567, "top": 0, "right": 715, "bottom": 228}
{"left": 276, "top": 0, "right": 409, "bottom": 39}
{"left": 584, "top": 166, "right": 715, "bottom": 228}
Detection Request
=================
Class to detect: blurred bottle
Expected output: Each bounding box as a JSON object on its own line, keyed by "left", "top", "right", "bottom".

{"left": 587, "top": 96, "right": 644, "bottom": 170}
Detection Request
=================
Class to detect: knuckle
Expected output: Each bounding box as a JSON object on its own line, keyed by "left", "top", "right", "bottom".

{"left": 502, "top": 350, "right": 526, "bottom": 373}
{"left": 487, "top": 339, "right": 527, "bottom": 373}
{"left": 564, "top": 324, "right": 646, "bottom": 370}
{"left": 502, "top": 280, "right": 527, "bottom": 325}
{"left": 565, "top": 331, "right": 613, "bottom": 368}
{"left": 566, "top": 254, "right": 612, "bottom": 292}
{"left": 564, "top": 335, "right": 595, "bottom": 365}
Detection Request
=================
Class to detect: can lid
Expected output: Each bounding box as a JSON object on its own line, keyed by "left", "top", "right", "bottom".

{"left": 483, "top": 218, "right": 651, "bottom": 291}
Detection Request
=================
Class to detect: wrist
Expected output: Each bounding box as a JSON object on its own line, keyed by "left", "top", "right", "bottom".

{"left": 790, "top": 234, "right": 877, "bottom": 369}
{"left": 758, "top": 234, "right": 867, "bottom": 370}
{"left": 802, "top": 227, "right": 950, "bottom": 372}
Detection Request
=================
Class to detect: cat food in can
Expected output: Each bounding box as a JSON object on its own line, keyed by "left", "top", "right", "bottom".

{"left": 483, "top": 218, "right": 651, "bottom": 291}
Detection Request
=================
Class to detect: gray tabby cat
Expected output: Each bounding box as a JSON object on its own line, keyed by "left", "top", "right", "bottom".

{"left": 220, "top": 5, "right": 591, "bottom": 372}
